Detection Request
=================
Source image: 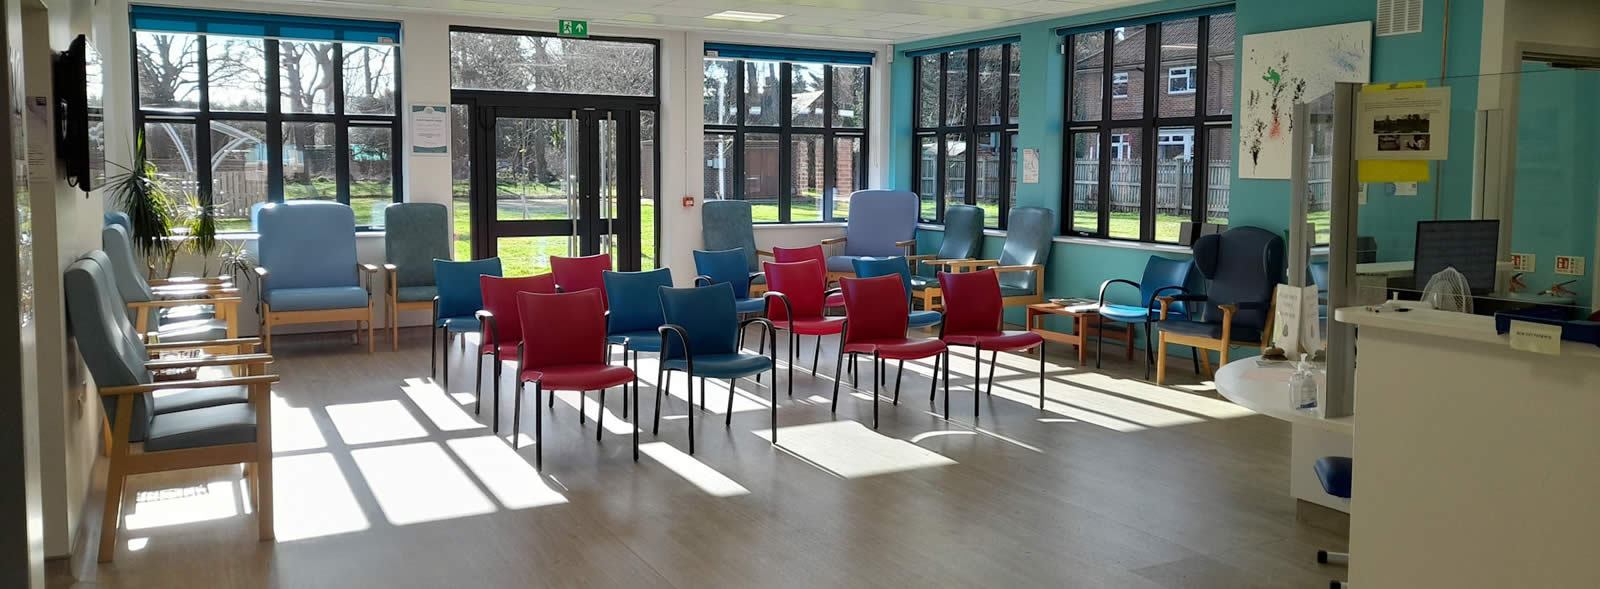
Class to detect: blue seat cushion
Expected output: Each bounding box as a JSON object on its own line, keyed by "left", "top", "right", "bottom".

{"left": 608, "top": 330, "right": 663, "bottom": 352}
{"left": 436, "top": 315, "right": 478, "bottom": 333}
{"left": 396, "top": 285, "right": 437, "bottom": 303}
{"left": 1314, "top": 456, "right": 1353, "bottom": 499}
{"left": 151, "top": 385, "right": 249, "bottom": 415}
{"left": 908, "top": 310, "right": 942, "bottom": 328}
{"left": 157, "top": 318, "right": 230, "bottom": 342}
{"left": 1098, "top": 304, "right": 1157, "bottom": 323}
{"left": 264, "top": 286, "right": 368, "bottom": 312}
{"left": 144, "top": 403, "right": 257, "bottom": 452}
{"left": 735, "top": 297, "right": 766, "bottom": 314}
{"left": 663, "top": 353, "right": 773, "bottom": 379}
{"left": 909, "top": 275, "right": 935, "bottom": 291}
{"left": 825, "top": 256, "right": 864, "bottom": 273}
{"left": 1154, "top": 320, "right": 1263, "bottom": 344}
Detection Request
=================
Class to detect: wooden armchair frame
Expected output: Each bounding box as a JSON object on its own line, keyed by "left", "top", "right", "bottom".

{"left": 918, "top": 259, "right": 1046, "bottom": 310}
{"left": 820, "top": 237, "right": 917, "bottom": 282}
{"left": 382, "top": 264, "right": 436, "bottom": 351}
{"left": 255, "top": 263, "right": 379, "bottom": 354}
{"left": 1153, "top": 296, "right": 1275, "bottom": 384}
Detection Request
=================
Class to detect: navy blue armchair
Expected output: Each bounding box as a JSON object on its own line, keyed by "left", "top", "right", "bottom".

{"left": 1152, "top": 227, "right": 1284, "bottom": 384}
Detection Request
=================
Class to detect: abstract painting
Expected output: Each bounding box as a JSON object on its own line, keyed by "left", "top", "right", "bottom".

{"left": 1239, "top": 21, "right": 1371, "bottom": 179}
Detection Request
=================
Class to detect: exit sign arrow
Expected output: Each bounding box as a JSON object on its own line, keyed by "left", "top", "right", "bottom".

{"left": 559, "top": 19, "right": 588, "bottom": 38}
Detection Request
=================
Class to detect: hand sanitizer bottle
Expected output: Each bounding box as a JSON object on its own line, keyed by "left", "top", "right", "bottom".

{"left": 1290, "top": 353, "right": 1319, "bottom": 413}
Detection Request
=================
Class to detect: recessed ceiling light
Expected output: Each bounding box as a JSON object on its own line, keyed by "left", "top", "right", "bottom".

{"left": 706, "top": 10, "right": 785, "bottom": 23}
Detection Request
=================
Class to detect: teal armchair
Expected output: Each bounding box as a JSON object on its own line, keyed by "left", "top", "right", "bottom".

{"left": 102, "top": 224, "right": 240, "bottom": 343}
{"left": 924, "top": 206, "right": 1056, "bottom": 309}
{"left": 701, "top": 200, "right": 772, "bottom": 290}
{"left": 382, "top": 203, "right": 452, "bottom": 350}
{"left": 254, "top": 202, "right": 378, "bottom": 353}
{"left": 910, "top": 204, "right": 985, "bottom": 311}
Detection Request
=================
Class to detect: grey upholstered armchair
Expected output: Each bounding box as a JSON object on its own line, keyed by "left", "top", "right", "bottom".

{"left": 701, "top": 200, "right": 772, "bottom": 291}
{"left": 820, "top": 189, "right": 920, "bottom": 280}
{"left": 102, "top": 224, "right": 240, "bottom": 343}
{"left": 923, "top": 206, "right": 1056, "bottom": 309}
{"left": 909, "top": 204, "right": 985, "bottom": 311}
{"left": 382, "top": 202, "right": 453, "bottom": 350}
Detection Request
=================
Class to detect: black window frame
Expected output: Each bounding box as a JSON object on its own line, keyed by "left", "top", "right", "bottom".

{"left": 131, "top": 29, "right": 403, "bottom": 231}
{"left": 703, "top": 56, "right": 870, "bottom": 224}
{"left": 910, "top": 40, "right": 1019, "bottom": 229}
{"left": 1062, "top": 13, "right": 1233, "bottom": 243}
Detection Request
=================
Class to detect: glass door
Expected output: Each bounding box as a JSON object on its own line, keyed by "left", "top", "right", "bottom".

{"left": 464, "top": 105, "right": 642, "bottom": 276}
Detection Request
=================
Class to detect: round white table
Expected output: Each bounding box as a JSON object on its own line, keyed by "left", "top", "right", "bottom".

{"left": 1214, "top": 358, "right": 1353, "bottom": 434}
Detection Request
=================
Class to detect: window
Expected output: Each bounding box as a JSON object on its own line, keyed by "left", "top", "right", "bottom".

{"left": 132, "top": 10, "right": 402, "bottom": 231}
{"left": 910, "top": 39, "right": 1019, "bottom": 228}
{"left": 1063, "top": 11, "right": 1234, "bottom": 243}
{"left": 702, "top": 45, "right": 870, "bottom": 223}
{"left": 1168, "top": 66, "right": 1196, "bottom": 94}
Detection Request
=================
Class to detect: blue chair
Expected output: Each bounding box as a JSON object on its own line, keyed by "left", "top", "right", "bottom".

{"left": 656, "top": 282, "right": 778, "bottom": 454}
{"left": 821, "top": 190, "right": 920, "bottom": 278}
{"left": 1095, "top": 256, "right": 1196, "bottom": 377}
{"left": 1153, "top": 226, "right": 1285, "bottom": 384}
{"left": 701, "top": 200, "right": 771, "bottom": 290}
{"left": 603, "top": 268, "right": 675, "bottom": 417}
{"left": 910, "top": 204, "right": 985, "bottom": 311}
{"left": 104, "top": 210, "right": 131, "bottom": 231}
{"left": 382, "top": 203, "right": 452, "bottom": 351}
{"left": 692, "top": 248, "right": 768, "bottom": 315}
{"left": 254, "top": 202, "right": 378, "bottom": 354}
{"left": 102, "top": 224, "right": 238, "bottom": 343}
{"left": 1309, "top": 261, "right": 1331, "bottom": 329}
{"left": 1314, "top": 456, "right": 1353, "bottom": 588}
{"left": 922, "top": 206, "right": 1056, "bottom": 309}
{"left": 433, "top": 257, "right": 502, "bottom": 389}
{"left": 850, "top": 257, "right": 942, "bottom": 329}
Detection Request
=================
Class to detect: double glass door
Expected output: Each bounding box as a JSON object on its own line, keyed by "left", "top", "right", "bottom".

{"left": 461, "top": 104, "right": 644, "bottom": 275}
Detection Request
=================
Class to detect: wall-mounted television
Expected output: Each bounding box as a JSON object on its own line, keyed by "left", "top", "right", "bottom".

{"left": 54, "top": 34, "right": 103, "bottom": 192}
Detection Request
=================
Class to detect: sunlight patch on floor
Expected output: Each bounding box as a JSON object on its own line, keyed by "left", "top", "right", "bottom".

{"left": 273, "top": 452, "right": 370, "bottom": 541}
{"left": 654, "top": 375, "right": 771, "bottom": 415}
{"left": 326, "top": 400, "right": 428, "bottom": 446}
{"left": 1060, "top": 372, "right": 1255, "bottom": 419}
{"left": 450, "top": 392, "right": 477, "bottom": 405}
{"left": 982, "top": 387, "right": 1147, "bottom": 432}
{"left": 402, "top": 378, "right": 488, "bottom": 432}
{"left": 755, "top": 421, "right": 956, "bottom": 479}
{"left": 638, "top": 442, "right": 750, "bottom": 497}
{"left": 123, "top": 480, "right": 242, "bottom": 531}
{"left": 271, "top": 394, "right": 326, "bottom": 453}
{"left": 350, "top": 442, "right": 496, "bottom": 525}
{"left": 446, "top": 436, "right": 568, "bottom": 509}
{"left": 549, "top": 390, "right": 640, "bottom": 436}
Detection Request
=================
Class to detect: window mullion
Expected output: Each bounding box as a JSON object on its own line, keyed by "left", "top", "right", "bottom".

{"left": 1193, "top": 16, "right": 1212, "bottom": 225}
{"left": 194, "top": 35, "right": 214, "bottom": 209}
{"left": 333, "top": 43, "right": 350, "bottom": 205}
{"left": 1097, "top": 30, "right": 1113, "bottom": 237}
{"left": 1140, "top": 23, "right": 1159, "bottom": 242}
{"left": 778, "top": 62, "right": 792, "bottom": 223}
{"left": 266, "top": 40, "right": 283, "bottom": 201}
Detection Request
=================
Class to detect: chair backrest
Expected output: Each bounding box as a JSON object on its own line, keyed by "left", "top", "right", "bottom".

{"left": 936, "top": 205, "right": 985, "bottom": 261}
{"left": 762, "top": 260, "right": 828, "bottom": 322}
{"left": 658, "top": 283, "right": 741, "bottom": 360}
{"left": 383, "top": 203, "right": 452, "bottom": 288}
{"left": 938, "top": 269, "right": 1004, "bottom": 335}
{"left": 840, "top": 275, "right": 910, "bottom": 343}
{"left": 996, "top": 207, "right": 1056, "bottom": 294}
{"left": 480, "top": 273, "right": 556, "bottom": 345}
{"left": 551, "top": 254, "right": 612, "bottom": 307}
{"left": 517, "top": 289, "right": 608, "bottom": 371}
{"left": 435, "top": 258, "right": 501, "bottom": 319}
{"left": 842, "top": 190, "right": 919, "bottom": 257}
{"left": 1309, "top": 261, "right": 1330, "bottom": 294}
{"left": 1140, "top": 256, "right": 1195, "bottom": 314}
{"left": 603, "top": 268, "right": 674, "bottom": 336}
{"left": 104, "top": 211, "right": 131, "bottom": 231}
{"left": 772, "top": 244, "right": 826, "bottom": 267}
{"left": 101, "top": 224, "right": 154, "bottom": 304}
{"left": 1192, "top": 226, "right": 1285, "bottom": 329}
{"left": 64, "top": 254, "right": 159, "bottom": 441}
{"left": 693, "top": 248, "right": 753, "bottom": 299}
{"left": 850, "top": 256, "right": 914, "bottom": 310}
{"left": 256, "top": 201, "right": 359, "bottom": 291}
{"left": 702, "top": 200, "right": 759, "bottom": 272}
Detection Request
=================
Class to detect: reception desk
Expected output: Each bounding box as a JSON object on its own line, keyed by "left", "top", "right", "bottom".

{"left": 1334, "top": 307, "right": 1600, "bottom": 588}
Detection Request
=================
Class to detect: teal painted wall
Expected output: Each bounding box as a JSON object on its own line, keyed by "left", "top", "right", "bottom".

{"left": 1509, "top": 63, "right": 1599, "bottom": 309}
{"left": 897, "top": 0, "right": 1484, "bottom": 350}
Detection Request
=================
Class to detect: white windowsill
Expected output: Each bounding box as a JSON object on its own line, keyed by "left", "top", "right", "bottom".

{"left": 917, "top": 223, "right": 1192, "bottom": 255}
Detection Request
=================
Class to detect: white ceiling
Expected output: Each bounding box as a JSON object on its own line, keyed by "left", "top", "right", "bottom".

{"left": 288, "top": 0, "right": 1153, "bottom": 42}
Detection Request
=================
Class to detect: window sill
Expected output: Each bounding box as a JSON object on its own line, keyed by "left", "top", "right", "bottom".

{"left": 919, "top": 224, "right": 1192, "bottom": 255}
{"left": 195, "top": 230, "right": 389, "bottom": 241}
{"left": 752, "top": 222, "right": 848, "bottom": 229}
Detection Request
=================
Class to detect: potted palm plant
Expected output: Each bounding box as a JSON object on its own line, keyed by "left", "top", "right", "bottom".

{"left": 105, "top": 131, "right": 174, "bottom": 278}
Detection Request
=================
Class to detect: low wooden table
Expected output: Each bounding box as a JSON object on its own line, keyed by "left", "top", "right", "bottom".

{"left": 1025, "top": 303, "right": 1134, "bottom": 366}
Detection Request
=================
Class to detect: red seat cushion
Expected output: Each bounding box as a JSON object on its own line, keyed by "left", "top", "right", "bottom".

{"left": 842, "top": 337, "right": 946, "bottom": 361}
{"left": 780, "top": 316, "right": 845, "bottom": 335}
{"left": 519, "top": 364, "right": 634, "bottom": 391}
{"left": 943, "top": 330, "right": 1043, "bottom": 352}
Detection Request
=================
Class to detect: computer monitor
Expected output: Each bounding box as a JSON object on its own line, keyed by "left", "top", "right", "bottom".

{"left": 1413, "top": 220, "right": 1500, "bottom": 295}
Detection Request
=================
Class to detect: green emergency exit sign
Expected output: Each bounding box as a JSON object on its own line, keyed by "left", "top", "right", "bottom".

{"left": 559, "top": 20, "right": 588, "bottom": 38}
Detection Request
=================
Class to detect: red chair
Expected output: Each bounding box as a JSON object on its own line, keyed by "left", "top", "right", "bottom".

{"left": 833, "top": 275, "right": 947, "bottom": 429}
{"left": 476, "top": 273, "right": 556, "bottom": 433}
{"left": 937, "top": 269, "right": 1046, "bottom": 419}
{"left": 762, "top": 260, "right": 844, "bottom": 395}
{"left": 550, "top": 253, "right": 612, "bottom": 308}
{"left": 514, "top": 289, "right": 636, "bottom": 469}
{"left": 772, "top": 245, "right": 844, "bottom": 308}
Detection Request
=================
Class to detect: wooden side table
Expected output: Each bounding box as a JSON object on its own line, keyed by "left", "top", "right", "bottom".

{"left": 1025, "top": 303, "right": 1134, "bottom": 366}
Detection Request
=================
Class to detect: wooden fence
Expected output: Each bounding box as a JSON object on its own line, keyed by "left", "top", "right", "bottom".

{"left": 1069, "top": 157, "right": 1332, "bottom": 216}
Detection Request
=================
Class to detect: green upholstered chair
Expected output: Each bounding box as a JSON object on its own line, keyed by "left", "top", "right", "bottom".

{"left": 701, "top": 200, "right": 771, "bottom": 291}
{"left": 102, "top": 224, "right": 240, "bottom": 343}
{"left": 382, "top": 203, "right": 452, "bottom": 350}
{"left": 909, "top": 204, "right": 985, "bottom": 311}
{"left": 924, "top": 206, "right": 1056, "bottom": 309}
{"left": 64, "top": 253, "right": 276, "bottom": 562}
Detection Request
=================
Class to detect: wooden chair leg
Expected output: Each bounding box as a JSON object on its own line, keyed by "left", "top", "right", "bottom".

{"left": 1155, "top": 332, "right": 1168, "bottom": 385}
{"left": 1218, "top": 345, "right": 1229, "bottom": 372}
{"left": 244, "top": 462, "right": 259, "bottom": 510}
{"left": 367, "top": 305, "right": 375, "bottom": 354}
{"left": 1199, "top": 349, "right": 1214, "bottom": 377}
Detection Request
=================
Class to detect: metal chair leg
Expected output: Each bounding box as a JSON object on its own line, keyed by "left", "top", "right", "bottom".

{"left": 631, "top": 376, "right": 639, "bottom": 461}
{"left": 430, "top": 326, "right": 438, "bottom": 379}
{"left": 442, "top": 331, "right": 450, "bottom": 389}
{"left": 597, "top": 388, "right": 606, "bottom": 442}
{"left": 492, "top": 352, "right": 502, "bottom": 433}
{"left": 893, "top": 360, "right": 904, "bottom": 405}
{"left": 578, "top": 389, "right": 586, "bottom": 425}
{"left": 1096, "top": 319, "right": 1104, "bottom": 369}
{"left": 534, "top": 382, "right": 543, "bottom": 470}
{"left": 653, "top": 365, "right": 665, "bottom": 435}
{"left": 851, "top": 354, "right": 859, "bottom": 388}
{"left": 1143, "top": 322, "right": 1154, "bottom": 380}
{"left": 973, "top": 345, "right": 983, "bottom": 418}
{"left": 812, "top": 335, "right": 821, "bottom": 374}
{"left": 513, "top": 381, "right": 523, "bottom": 448}
{"left": 622, "top": 351, "right": 631, "bottom": 419}
{"left": 1038, "top": 341, "right": 1047, "bottom": 410}
{"left": 929, "top": 353, "right": 941, "bottom": 403}
{"left": 872, "top": 352, "right": 881, "bottom": 429}
{"left": 942, "top": 351, "right": 951, "bottom": 420}
{"left": 831, "top": 347, "right": 846, "bottom": 413}
{"left": 725, "top": 379, "right": 736, "bottom": 426}
{"left": 474, "top": 350, "right": 484, "bottom": 415}
{"left": 687, "top": 373, "right": 696, "bottom": 454}
{"left": 986, "top": 350, "right": 999, "bottom": 396}
{"left": 756, "top": 333, "right": 766, "bottom": 383}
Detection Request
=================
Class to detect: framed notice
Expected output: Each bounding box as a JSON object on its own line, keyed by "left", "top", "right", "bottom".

{"left": 1356, "top": 86, "right": 1451, "bottom": 160}
{"left": 410, "top": 104, "right": 449, "bottom": 156}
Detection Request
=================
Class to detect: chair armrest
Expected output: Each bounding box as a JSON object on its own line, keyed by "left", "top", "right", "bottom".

{"left": 383, "top": 263, "right": 398, "bottom": 272}
{"left": 1147, "top": 286, "right": 1189, "bottom": 311}
{"left": 148, "top": 276, "right": 230, "bottom": 287}
{"left": 819, "top": 237, "right": 847, "bottom": 245}
{"left": 100, "top": 374, "right": 280, "bottom": 396}
{"left": 145, "top": 337, "right": 261, "bottom": 352}
{"left": 1217, "top": 305, "right": 1238, "bottom": 345}
{"left": 129, "top": 296, "right": 243, "bottom": 309}
{"left": 761, "top": 291, "right": 793, "bottom": 328}
{"left": 475, "top": 309, "right": 498, "bottom": 351}
{"left": 756, "top": 249, "right": 774, "bottom": 259}
{"left": 893, "top": 239, "right": 917, "bottom": 248}
{"left": 926, "top": 258, "right": 1000, "bottom": 270}
{"left": 657, "top": 324, "right": 693, "bottom": 370}
{"left": 989, "top": 264, "right": 1041, "bottom": 275}
{"left": 358, "top": 263, "right": 379, "bottom": 274}
{"left": 738, "top": 317, "right": 779, "bottom": 357}
{"left": 694, "top": 275, "right": 713, "bottom": 287}
{"left": 146, "top": 353, "right": 273, "bottom": 371}
{"left": 253, "top": 267, "right": 269, "bottom": 279}
{"left": 153, "top": 286, "right": 238, "bottom": 298}
{"left": 1097, "top": 278, "right": 1141, "bottom": 307}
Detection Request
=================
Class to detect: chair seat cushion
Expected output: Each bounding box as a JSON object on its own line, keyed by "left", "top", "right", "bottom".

{"left": 843, "top": 338, "right": 947, "bottom": 361}
{"left": 156, "top": 318, "right": 230, "bottom": 342}
{"left": 264, "top": 286, "right": 368, "bottom": 312}
{"left": 144, "top": 403, "right": 257, "bottom": 452}
{"left": 1154, "top": 320, "right": 1263, "bottom": 344}
{"left": 944, "top": 330, "right": 1044, "bottom": 352}
{"left": 608, "top": 330, "right": 663, "bottom": 352}
{"left": 1097, "top": 304, "right": 1157, "bottom": 323}
{"left": 150, "top": 385, "right": 249, "bottom": 415}
{"left": 520, "top": 364, "right": 634, "bottom": 391}
{"left": 779, "top": 317, "right": 845, "bottom": 335}
{"left": 825, "top": 256, "right": 862, "bottom": 273}
{"left": 825, "top": 292, "right": 845, "bottom": 308}
{"left": 396, "top": 285, "right": 438, "bottom": 303}
{"left": 735, "top": 297, "right": 767, "bottom": 314}
{"left": 1314, "top": 456, "right": 1353, "bottom": 499}
{"left": 436, "top": 315, "right": 478, "bottom": 333}
{"left": 663, "top": 353, "right": 773, "bottom": 379}
{"left": 908, "top": 310, "right": 942, "bottom": 329}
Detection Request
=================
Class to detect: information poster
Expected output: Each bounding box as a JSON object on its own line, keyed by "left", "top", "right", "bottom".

{"left": 410, "top": 104, "right": 449, "bottom": 156}
{"left": 1356, "top": 86, "right": 1451, "bottom": 160}
{"left": 1022, "top": 148, "right": 1040, "bottom": 183}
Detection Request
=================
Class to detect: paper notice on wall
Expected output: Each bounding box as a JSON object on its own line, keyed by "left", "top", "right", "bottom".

{"left": 410, "top": 105, "right": 449, "bottom": 156}
{"left": 24, "top": 96, "right": 51, "bottom": 192}
{"left": 1356, "top": 86, "right": 1451, "bottom": 160}
{"left": 1358, "top": 160, "right": 1430, "bottom": 183}
{"left": 1022, "top": 148, "right": 1040, "bottom": 183}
